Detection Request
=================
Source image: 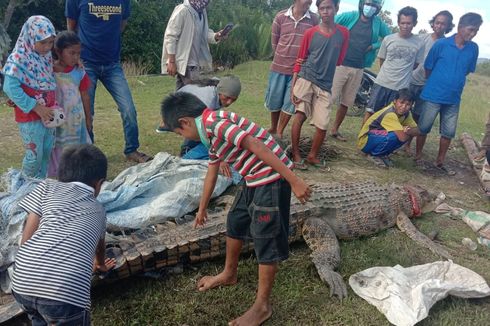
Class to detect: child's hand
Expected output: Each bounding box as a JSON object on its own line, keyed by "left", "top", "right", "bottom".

{"left": 33, "top": 104, "right": 54, "bottom": 121}
{"left": 6, "top": 99, "right": 15, "bottom": 107}
{"left": 193, "top": 209, "right": 208, "bottom": 228}
{"left": 218, "top": 161, "right": 232, "bottom": 178}
{"left": 290, "top": 91, "right": 301, "bottom": 106}
{"left": 95, "top": 258, "right": 116, "bottom": 273}
{"left": 291, "top": 178, "right": 312, "bottom": 204}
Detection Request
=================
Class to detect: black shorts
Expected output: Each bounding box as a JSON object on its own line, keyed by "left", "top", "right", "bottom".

{"left": 226, "top": 179, "right": 291, "bottom": 264}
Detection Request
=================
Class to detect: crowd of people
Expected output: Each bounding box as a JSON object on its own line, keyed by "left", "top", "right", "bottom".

{"left": 0, "top": 0, "right": 485, "bottom": 325}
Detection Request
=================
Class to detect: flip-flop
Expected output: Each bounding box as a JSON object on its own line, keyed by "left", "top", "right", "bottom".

{"left": 306, "top": 159, "right": 331, "bottom": 171}
{"left": 293, "top": 159, "right": 308, "bottom": 170}
{"left": 381, "top": 156, "right": 394, "bottom": 167}
{"left": 330, "top": 132, "right": 347, "bottom": 142}
{"left": 434, "top": 164, "right": 456, "bottom": 176}
{"left": 367, "top": 155, "right": 388, "bottom": 168}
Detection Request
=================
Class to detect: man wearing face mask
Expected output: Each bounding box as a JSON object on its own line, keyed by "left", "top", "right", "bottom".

{"left": 329, "top": 0, "right": 391, "bottom": 141}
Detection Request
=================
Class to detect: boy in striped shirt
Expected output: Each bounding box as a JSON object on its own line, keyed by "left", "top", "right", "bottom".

{"left": 161, "top": 92, "right": 311, "bottom": 326}
{"left": 12, "top": 144, "right": 115, "bottom": 325}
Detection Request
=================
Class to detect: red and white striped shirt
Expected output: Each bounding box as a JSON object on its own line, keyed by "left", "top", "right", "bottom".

{"left": 202, "top": 109, "right": 293, "bottom": 187}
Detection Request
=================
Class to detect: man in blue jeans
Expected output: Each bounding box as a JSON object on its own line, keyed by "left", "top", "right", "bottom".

{"left": 415, "top": 12, "right": 482, "bottom": 174}
{"left": 66, "top": 0, "right": 152, "bottom": 163}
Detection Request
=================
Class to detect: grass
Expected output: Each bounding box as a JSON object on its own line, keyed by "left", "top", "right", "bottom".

{"left": 1, "top": 61, "right": 490, "bottom": 325}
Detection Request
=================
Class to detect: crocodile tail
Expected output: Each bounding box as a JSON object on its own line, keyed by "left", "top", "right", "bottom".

{"left": 396, "top": 211, "right": 452, "bottom": 259}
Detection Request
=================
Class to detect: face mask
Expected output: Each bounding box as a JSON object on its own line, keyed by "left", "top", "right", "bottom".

{"left": 363, "top": 4, "right": 377, "bottom": 18}
{"left": 195, "top": 116, "right": 211, "bottom": 149}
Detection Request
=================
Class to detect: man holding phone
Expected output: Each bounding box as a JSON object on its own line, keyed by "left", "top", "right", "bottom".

{"left": 159, "top": 0, "right": 230, "bottom": 133}
{"left": 161, "top": 0, "right": 229, "bottom": 90}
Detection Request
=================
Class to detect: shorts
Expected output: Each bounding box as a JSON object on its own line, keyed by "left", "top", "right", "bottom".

{"left": 331, "top": 65, "right": 363, "bottom": 108}
{"left": 226, "top": 179, "right": 291, "bottom": 264}
{"left": 417, "top": 101, "right": 459, "bottom": 139}
{"left": 361, "top": 130, "right": 406, "bottom": 157}
{"left": 366, "top": 84, "right": 398, "bottom": 113}
{"left": 408, "top": 83, "right": 425, "bottom": 118}
{"left": 264, "top": 71, "right": 295, "bottom": 115}
{"left": 292, "top": 77, "right": 333, "bottom": 130}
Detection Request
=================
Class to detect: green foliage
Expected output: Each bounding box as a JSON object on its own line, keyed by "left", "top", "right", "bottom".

{"left": 121, "top": 0, "right": 180, "bottom": 73}
{"left": 476, "top": 61, "right": 490, "bottom": 77}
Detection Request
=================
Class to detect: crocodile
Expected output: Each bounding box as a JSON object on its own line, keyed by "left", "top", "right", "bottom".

{"left": 100, "top": 180, "right": 450, "bottom": 299}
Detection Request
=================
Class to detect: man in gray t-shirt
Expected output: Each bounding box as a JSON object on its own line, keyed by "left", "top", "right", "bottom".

{"left": 363, "top": 6, "right": 424, "bottom": 123}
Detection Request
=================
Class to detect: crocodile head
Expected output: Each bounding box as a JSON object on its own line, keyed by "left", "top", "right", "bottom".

{"left": 404, "top": 185, "right": 439, "bottom": 215}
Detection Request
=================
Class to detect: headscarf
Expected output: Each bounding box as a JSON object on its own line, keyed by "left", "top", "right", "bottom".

{"left": 1, "top": 15, "right": 56, "bottom": 90}
{"left": 188, "top": 0, "right": 210, "bottom": 13}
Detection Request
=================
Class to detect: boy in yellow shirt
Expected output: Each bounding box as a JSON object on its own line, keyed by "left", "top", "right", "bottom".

{"left": 358, "top": 88, "right": 420, "bottom": 167}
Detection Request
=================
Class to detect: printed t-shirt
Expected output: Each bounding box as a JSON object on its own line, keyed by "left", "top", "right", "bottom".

{"left": 375, "top": 33, "right": 425, "bottom": 90}
{"left": 65, "top": 0, "right": 130, "bottom": 64}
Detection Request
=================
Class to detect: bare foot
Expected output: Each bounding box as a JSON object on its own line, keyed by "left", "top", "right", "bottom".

{"left": 228, "top": 302, "right": 272, "bottom": 326}
{"left": 197, "top": 272, "right": 237, "bottom": 292}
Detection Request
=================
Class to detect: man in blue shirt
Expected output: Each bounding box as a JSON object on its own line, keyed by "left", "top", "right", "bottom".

{"left": 415, "top": 13, "right": 482, "bottom": 174}
{"left": 66, "top": 0, "right": 152, "bottom": 163}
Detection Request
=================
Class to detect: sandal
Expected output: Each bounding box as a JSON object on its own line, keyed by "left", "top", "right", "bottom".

{"left": 126, "top": 151, "right": 153, "bottom": 163}
{"left": 434, "top": 164, "right": 456, "bottom": 176}
{"left": 306, "top": 159, "right": 331, "bottom": 171}
{"left": 330, "top": 132, "right": 347, "bottom": 142}
{"left": 293, "top": 159, "right": 308, "bottom": 171}
{"left": 367, "top": 155, "right": 388, "bottom": 168}
{"left": 380, "top": 156, "right": 394, "bottom": 168}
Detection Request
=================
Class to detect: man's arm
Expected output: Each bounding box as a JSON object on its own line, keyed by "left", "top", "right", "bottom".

{"left": 121, "top": 20, "right": 127, "bottom": 32}
{"left": 21, "top": 212, "right": 40, "bottom": 245}
{"left": 66, "top": 18, "right": 77, "bottom": 31}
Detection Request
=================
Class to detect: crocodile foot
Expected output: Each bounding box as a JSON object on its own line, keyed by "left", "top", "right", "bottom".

{"left": 316, "top": 267, "right": 348, "bottom": 299}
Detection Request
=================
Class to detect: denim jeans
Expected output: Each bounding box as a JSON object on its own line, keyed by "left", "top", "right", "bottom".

{"left": 13, "top": 291, "right": 90, "bottom": 326}
{"left": 417, "top": 101, "right": 459, "bottom": 138}
{"left": 84, "top": 61, "right": 140, "bottom": 155}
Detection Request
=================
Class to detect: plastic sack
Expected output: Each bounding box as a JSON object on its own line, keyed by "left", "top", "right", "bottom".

{"left": 435, "top": 203, "right": 490, "bottom": 248}
{"left": 349, "top": 260, "right": 490, "bottom": 326}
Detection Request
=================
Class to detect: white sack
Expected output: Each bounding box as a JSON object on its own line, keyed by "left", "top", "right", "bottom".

{"left": 349, "top": 260, "right": 490, "bottom": 326}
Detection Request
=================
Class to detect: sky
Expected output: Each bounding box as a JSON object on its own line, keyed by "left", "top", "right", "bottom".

{"left": 311, "top": 0, "right": 490, "bottom": 58}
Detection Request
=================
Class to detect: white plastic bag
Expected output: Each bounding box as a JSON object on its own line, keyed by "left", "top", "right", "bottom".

{"left": 349, "top": 261, "right": 490, "bottom": 326}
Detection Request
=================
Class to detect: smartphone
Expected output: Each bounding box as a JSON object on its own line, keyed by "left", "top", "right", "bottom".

{"left": 221, "top": 23, "right": 234, "bottom": 36}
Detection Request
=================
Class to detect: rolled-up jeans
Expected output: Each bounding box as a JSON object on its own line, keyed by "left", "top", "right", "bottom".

{"left": 84, "top": 61, "right": 140, "bottom": 155}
